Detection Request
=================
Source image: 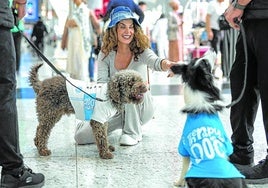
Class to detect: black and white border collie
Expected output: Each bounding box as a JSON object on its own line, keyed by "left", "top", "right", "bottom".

{"left": 170, "top": 50, "right": 247, "bottom": 188}
{"left": 170, "top": 50, "right": 224, "bottom": 114}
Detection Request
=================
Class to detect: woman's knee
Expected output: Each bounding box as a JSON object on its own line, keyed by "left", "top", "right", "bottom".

{"left": 74, "top": 121, "right": 95, "bottom": 144}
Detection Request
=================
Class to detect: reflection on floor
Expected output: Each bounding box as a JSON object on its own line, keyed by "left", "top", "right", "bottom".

{"left": 1, "top": 41, "right": 267, "bottom": 188}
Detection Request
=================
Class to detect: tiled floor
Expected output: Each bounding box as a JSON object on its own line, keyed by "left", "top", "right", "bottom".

{"left": 1, "top": 40, "right": 267, "bottom": 188}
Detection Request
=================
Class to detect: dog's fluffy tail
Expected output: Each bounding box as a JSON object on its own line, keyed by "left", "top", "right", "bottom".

{"left": 29, "top": 63, "right": 43, "bottom": 94}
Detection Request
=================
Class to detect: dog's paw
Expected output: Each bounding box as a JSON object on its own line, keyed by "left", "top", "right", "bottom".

{"left": 173, "top": 178, "right": 186, "bottom": 187}
{"left": 100, "top": 151, "right": 114, "bottom": 159}
{"left": 38, "top": 148, "right": 51, "bottom": 156}
{"left": 109, "top": 145, "right": 115, "bottom": 152}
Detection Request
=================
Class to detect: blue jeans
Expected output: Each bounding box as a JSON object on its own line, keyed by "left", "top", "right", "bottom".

{"left": 0, "top": 27, "right": 24, "bottom": 172}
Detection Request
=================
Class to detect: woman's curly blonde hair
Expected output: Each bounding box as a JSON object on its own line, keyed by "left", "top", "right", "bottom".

{"left": 101, "top": 21, "right": 150, "bottom": 61}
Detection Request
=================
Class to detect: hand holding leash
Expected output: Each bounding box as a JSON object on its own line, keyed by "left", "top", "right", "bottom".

{"left": 224, "top": 0, "right": 251, "bottom": 30}
{"left": 224, "top": 3, "right": 243, "bottom": 29}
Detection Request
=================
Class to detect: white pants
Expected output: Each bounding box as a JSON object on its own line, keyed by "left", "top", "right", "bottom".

{"left": 74, "top": 92, "right": 155, "bottom": 144}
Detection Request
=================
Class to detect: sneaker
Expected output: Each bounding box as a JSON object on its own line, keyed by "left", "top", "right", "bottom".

{"left": 230, "top": 154, "right": 254, "bottom": 172}
{"left": 229, "top": 152, "right": 254, "bottom": 166}
{"left": 119, "top": 134, "right": 141, "bottom": 146}
{"left": 239, "top": 156, "right": 268, "bottom": 184}
{"left": 1, "top": 166, "right": 45, "bottom": 188}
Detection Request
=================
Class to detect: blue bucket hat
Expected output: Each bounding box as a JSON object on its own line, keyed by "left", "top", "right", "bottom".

{"left": 108, "top": 6, "right": 141, "bottom": 28}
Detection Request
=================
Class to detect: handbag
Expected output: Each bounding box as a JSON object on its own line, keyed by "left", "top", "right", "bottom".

{"left": 218, "top": 14, "right": 231, "bottom": 30}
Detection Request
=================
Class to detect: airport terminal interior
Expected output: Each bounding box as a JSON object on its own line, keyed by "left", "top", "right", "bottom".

{"left": 4, "top": 40, "right": 266, "bottom": 188}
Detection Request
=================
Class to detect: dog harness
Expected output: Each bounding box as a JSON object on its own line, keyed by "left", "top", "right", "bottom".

{"left": 66, "top": 78, "right": 117, "bottom": 122}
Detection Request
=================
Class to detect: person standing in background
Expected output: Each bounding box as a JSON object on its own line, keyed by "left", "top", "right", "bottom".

{"left": 138, "top": 1, "right": 150, "bottom": 38}
{"left": 151, "top": 13, "right": 169, "bottom": 58}
{"left": 167, "top": 0, "right": 183, "bottom": 62}
{"left": 205, "top": 0, "right": 228, "bottom": 65}
{"left": 64, "top": 0, "right": 94, "bottom": 81}
{"left": 31, "top": 16, "right": 48, "bottom": 53}
{"left": 0, "top": 0, "right": 45, "bottom": 187}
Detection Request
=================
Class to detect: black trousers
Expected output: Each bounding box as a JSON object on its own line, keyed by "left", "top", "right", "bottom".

{"left": 230, "top": 19, "right": 268, "bottom": 163}
{"left": 0, "top": 27, "right": 24, "bottom": 172}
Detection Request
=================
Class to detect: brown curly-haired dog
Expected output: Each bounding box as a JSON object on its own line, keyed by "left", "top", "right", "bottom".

{"left": 29, "top": 63, "right": 147, "bottom": 159}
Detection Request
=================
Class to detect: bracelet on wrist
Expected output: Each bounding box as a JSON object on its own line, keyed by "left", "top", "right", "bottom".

{"left": 232, "top": 0, "right": 246, "bottom": 10}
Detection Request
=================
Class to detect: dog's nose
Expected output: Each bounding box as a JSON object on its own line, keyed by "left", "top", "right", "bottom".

{"left": 140, "top": 83, "right": 148, "bottom": 93}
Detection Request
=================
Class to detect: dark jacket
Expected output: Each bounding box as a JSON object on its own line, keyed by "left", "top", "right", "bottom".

{"left": 243, "top": 0, "right": 268, "bottom": 19}
{"left": 0, "top": 0, "right": 14, "bottom": 29}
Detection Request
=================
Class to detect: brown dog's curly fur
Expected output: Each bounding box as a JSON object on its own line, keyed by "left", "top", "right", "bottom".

{"left": 29, "top": 63, "right": 147, "bottom": 159}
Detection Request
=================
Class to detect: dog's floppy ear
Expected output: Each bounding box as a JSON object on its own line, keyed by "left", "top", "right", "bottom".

{"left": 108, "top": 79, "right": 121, "bottom": 104}
{"left": 191, "top": 59, "right": 221, "bottom": 100}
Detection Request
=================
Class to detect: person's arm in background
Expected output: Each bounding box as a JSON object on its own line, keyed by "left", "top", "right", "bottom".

{"left": 205, "top": 14, "right": 213, "bottom": 41}
{"left": 205, "top": 2, "right": 214, "bottom": 41}
{"left": 224, "top": 0, "right": 252, "bottom": 30}
{"left": 61, "top": 15, "right": 79, "bottom": 50}
{"left": 66, "top": 19, "right": 78, "bottom": 28}
{"left": 61, "top": 18, "right": 68, "bottom": 50}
